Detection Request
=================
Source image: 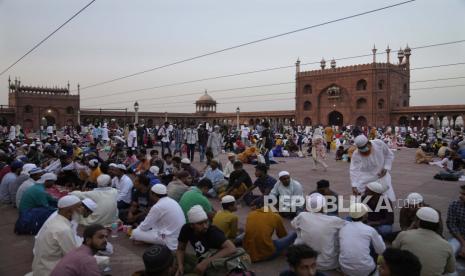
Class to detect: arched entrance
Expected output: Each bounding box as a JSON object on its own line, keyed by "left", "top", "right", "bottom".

{"left": 356, "top": 116, "right": 367, "bottom": 127}
{"left": 303, "top": 117, "right": 312, "bottom": 126}
{"left": 328, "top": 111, "right": 343, "bottom": 126}
{"left": 45, "top": 115, "right": 56, "bottom": 126}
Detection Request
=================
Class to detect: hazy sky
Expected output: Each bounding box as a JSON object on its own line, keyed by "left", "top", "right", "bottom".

{"left": 1, "top": 0, "right": 464, "bottom": 113}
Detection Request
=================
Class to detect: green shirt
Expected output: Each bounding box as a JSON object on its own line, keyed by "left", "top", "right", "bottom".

{"left": 179, "top": 187, "right": 213, "bottom": 218}
{"left": 19, "top": 183, "right": 56, "bottom": 212}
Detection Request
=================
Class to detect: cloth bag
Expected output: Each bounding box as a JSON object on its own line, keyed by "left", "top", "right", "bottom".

{"left": 202, "top": 248, "right": 252, "bottom": 276}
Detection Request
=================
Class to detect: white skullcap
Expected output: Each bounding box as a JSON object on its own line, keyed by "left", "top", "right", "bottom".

{"left": 181, "top": 158, "right": 191, "bottom": 165}
{"left": 407, "top": 193, "right": 424, "bottom": 205}
{"left": 82, "top": 198, "right": 97, "bottom": 212}
{"left": 149, "top": 166, "right": 160, "bottom": 175}
{"left": 151, "top": 184, "right": 167, "bottom": 195}
{"left": 40, "top": 173, "right": 57, "bottom": 182}
{"left": 354, "top": 135, "right": 369, "bottom": 148}
{"left": 89, "top": 159, "right": 99, "bottom": 167}
{"left": 21, "top": 144, "right": 28, "bottom": 148}
{"left": 308, "top": 193, "right": 327, "bottom": 212}
{"left": 187, "top": 205, "right": 208, "bottom": 223}
{"left": 278, "top": 171, "right": 290, "bottom": 178}
{"left": 97, "top": 174, "right": 111, "bottom": 187}
{"left": 108, "top": 163, "right": 118, "bottom": 168}
{"left": 420, "top": 143, "right": 427, "bottom": 147}
{"left": 349, "top": 203, "right": 369, "bottom": 219}
{"left": 366, "top": 181, "right": 388, "bottom": 194}
{"left": 58, "top": 195, "right": 81, "bottom": 208}
{"left": 117, "top": 164, "right": 127, "bottom": 171}
{"left": 416, "top": 207, "right": 439, "bottom": 223}
{"left": 221, "top": 195, "right": 236, "bottom": 204}
{"left": 21, "top": 163, "right": 37, "bottom": 175}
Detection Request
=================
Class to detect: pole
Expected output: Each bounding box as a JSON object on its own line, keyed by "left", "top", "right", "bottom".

{"left": 236, "top": 113, "right": 239, "bottom": 130}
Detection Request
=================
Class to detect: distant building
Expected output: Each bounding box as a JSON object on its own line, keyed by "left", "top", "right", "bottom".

{"left": 2, "top": 46, "right": 464, "bottom": 130}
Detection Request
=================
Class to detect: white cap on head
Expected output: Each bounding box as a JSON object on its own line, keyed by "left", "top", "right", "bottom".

{"left": 21, "top": 163, "right": 37, "bottom": 175}
{"left": 97, "top": 174, "right": 111, "bottom": 187}
{"left": 82, "top": 198, "right": 97, "bottom": 212}
{"left": 407, "top": 192, "right": 424, "bottom": 205}
{"left": 181, "top": 158, "right": 191, "bottom": 165}
{"left": 278, "top": 171, "right": 290, "bottom": 178}
{"left": 349, "top": 203, "right": 369, "bottom": 219}
{"left": 420, "top": 143, "right": 427, "bottom": 147}
{"left": 117, "top": 164, "right": 127, "bottom": 171}
{"left": 58, "top": 195, "right": 81, "bottom": 208}
{"left": 307, "top": 193, "right": 327, "bottom": 212}
{"left": 151, "top": 184, "right": 167, "bottom": 195}
{"left": 354, "top": 135, "right": 369, "bottom": 148}
{"left": 108, "top": 163, "right": 118, "bottom": 168}
{"left": 40, "top": 173, "right": 57, "bottom": 183}
{"left": 89, "top": 159, "right": 99, "bottom": 167}
{"left": 187, "top": 205, "right": 208, "bottom": 223}
{"left": 366, "top": 181, "right": 388, "bottom": 194}
{"left": 221, "top": 195, "right": 235, "bottom": 204}
{"left": 416, "top": 207, "right": 439, "bottom": 223}
{"left": 149, "top": 166, "right": 160, "bottom": 175}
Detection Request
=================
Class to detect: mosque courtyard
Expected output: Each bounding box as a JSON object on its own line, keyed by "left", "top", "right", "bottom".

{"left": 1, "top": 147, "right": 464, "bottom": 275}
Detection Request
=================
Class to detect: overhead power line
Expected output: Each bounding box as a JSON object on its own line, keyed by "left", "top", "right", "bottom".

{"left": 77, "top": 0, "right": 415, "bottom": 91}
{"left": 81, "top": 39, "right": 465, "bottom": 101}
{"left": 0, "top": 0, "right": 96, "bottom": 76}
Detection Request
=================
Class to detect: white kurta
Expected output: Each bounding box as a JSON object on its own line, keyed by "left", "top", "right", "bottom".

{"left": 32, "top": 214, "right": 78, "bottom": 276}
{"left": 350, "top": 139, "right": 396, "bottom": 201}
{"left": 292, "top": 212, "right": 347, "bottom": 270}
{"left": 111, "top": 175, "right": 133, "bottom": 204}
{"left": 131, "top": 197, "right": 185, "bottom": 250}
{"left": 71, "top": 187, "right": 118, "bottom": 226}
{"left": 207, "top": 132, "right": 223, "bottom": 158}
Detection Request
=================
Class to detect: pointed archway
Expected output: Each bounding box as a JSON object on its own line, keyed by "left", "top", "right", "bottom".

{"left": 328, "top": 111, "right": 343, "bottom": 126}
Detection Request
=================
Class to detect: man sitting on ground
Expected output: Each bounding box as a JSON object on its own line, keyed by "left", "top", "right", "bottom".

{"left": 176, "top": 205, "right": 236, "bottom": 275}
{"left": 167, "top": 171, "right": 191, "bottom": 202}
{"left": 179, "top": 178, "right": 215, "bottom": 220}
{"left": 415, "top": 143, "right": 433, "bottom": 164}
{"left": 378, "top": 248, "right": 421, "bottom": 276}
{"left": 201, "top": 159, "right": 228, "bottom": 197}
{"left": 213, "top": 195, "right": 239, "bottom": 240}
{"left": 242, "top": 163, "right": 276, "bottom": 207}
{"left": 269, "top": 171, "right": 304, "bottom": 218}
{"left": 132, "top": 244, "right": 176, "bottom": 276}
{"left": 363, "top": 181, "right": 394, "bottom": 237}
{"left": 311, "top": 179, "right": 339, "bottom": 216}
{"left": 447, "top": 184, "right": 465, "bottom": 258}
{"left": 222, "top": 160, "right": 252, "bottom": 199}
{"left": 279, "top": 244, "right": 326, "bottom": 276}
{"left": 119, "top": 174, "right": 151, "bottom": 226}
{"left": 51, "top": 224, "right": 108, "bottom": 276}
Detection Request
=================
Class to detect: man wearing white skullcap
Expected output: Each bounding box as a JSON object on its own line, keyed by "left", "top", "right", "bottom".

{"left": 350, "top": 134, "right": 396, "bottom": 202}
{"left": 147, "top": 165, "right": 162, "bottom": 185}
{"left": 291, "top": 193, "right": 346, "bottom": 270}
{"left": 416, "top": 143, "right": 433, "bottom": 164}
{"left": 8, "top": 163, "right": 36, "bottom": 208}
{"left": 87, "top": 159, "right": 102, "bottom": 184}
{"left": 176, "top": 205, "right": 236, "bottom": 275}
{"left": 32, "top": 195, "right": 83, "bottom": 276}
{"left": 269, "top": 171, "right": 304, "bottom": 217}
{"left": 131, "top": 184, "right": 185, "bottom": 251}
{"left": 212, "top": 195, "right": 239, "bottom": 239}
{"left": 393, "top": 207, "right": 456, "bottom": 275}
{"left": 363, "top": 181, "right": 394, "bottom": 237}
{"left": 339, "top": 202, "right": 386, "bottom": 276}
{"left": 111, "top": 163, "right": 133, "bottom": 210}
{"left": 71, "top": 174, "right": 118, "bottom": 226}
{"left": 15, "top": 167, "right": 44, "bottom": 208}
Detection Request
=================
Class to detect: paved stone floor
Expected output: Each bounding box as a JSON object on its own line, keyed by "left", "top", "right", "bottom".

{"left": 1, "top": 147, "right": 464, "bottom": 275}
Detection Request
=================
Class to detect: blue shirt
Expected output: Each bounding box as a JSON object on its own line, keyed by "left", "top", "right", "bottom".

{"left": 202, "top": 168, "right": 225, "bottom": 187}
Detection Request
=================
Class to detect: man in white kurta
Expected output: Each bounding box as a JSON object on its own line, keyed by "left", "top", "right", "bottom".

{"left": 207, "top": 126, "right": 223, "bottom": 158}
{"left": 32, "top": 195, "right": 82, "bottom": 276}
{"left": 131, "top": 184, "right": 185, "bottom": 250}
{"left": 350, "top": 135, "right": 396, "bottom": 201}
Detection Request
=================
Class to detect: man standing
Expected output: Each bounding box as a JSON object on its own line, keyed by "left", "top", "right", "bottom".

{"left": 173, "top": 124, "right": 185, "bottom": 157}
{"left": 32, "top": 195, "right": 83, "bottom": 276}
{"left": 131, "top": 184, "right": 185, "bottom": 250}
{"left": 158, "top": 122, "right": 172, "bottom": 156}
{"left": 292, "top": 193, "right": 346, "bottom": 271}
{"left": 350, "top": 134, "right": 396, "bottom": 202}
{"left": 184, "top": 122, "right": 198, "bottom": 162}
{"left": 393, "top": 207, "right": 455, "bottom": 275}
{"left": 260, "top": 121, "right": 273, "bottom": 168}
{"left": 241, "top": 124, "right": 250, "bottom": 146}
{"left": 127, "top": 124, "right": 138, "bottom": 148}
{"left": 51, "top": 224, "right": 108, "bottom": 276}
{"left": 207, "top": 125, "right": 222, "bottom": 159}
{"left": 339, "top": 203, "right": 386, "bottom": 276}
{"left": 198, "top": 124, "right": 209, "bottom": 163}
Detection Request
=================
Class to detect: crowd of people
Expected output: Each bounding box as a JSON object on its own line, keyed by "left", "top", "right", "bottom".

{"left": 0, "top": 120, "right": 465, "bottom": 276}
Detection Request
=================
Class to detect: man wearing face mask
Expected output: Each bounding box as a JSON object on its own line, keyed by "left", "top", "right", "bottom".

{"left": 350, "top": 135, "right": 396, "bottom": 202}
{"left": 32, "top": 195, "right": 83, "bottom": 276}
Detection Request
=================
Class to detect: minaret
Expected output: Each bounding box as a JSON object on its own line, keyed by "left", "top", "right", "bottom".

{"left": 67, "top": 81, "right": 70, "bottom": 92}
{"left": 295, "top": 58, "right": 300, "bottom": 74}
{"left": 397, "top": 48, "right": 404, "bottom": 64}
{"left": 386, "top": 45, "right": 391, "bottom": 64}
{"left": 320, "top": 58, "right": 326, "bottom": 69}
{"left": 372, "top": 44, "right": 377, "bottom": 63}
{"left": 404, "top": 44, "right": 411, "bottom": 65}
{"left": 330, "top": 58, "right": 336, "bottom": 69}
{"left": 77, "top": 83, "right": 80, "bottom": 95}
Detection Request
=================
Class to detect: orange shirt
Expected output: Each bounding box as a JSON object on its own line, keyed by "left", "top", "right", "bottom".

{"left": 88, "top": 167, "right": 102, "bottom": 183}
{"left": 136, "top": 159, "right": 150, "bottom": 173}
{"left": 243, "top": 208, "right": 287, "bottom": 262}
